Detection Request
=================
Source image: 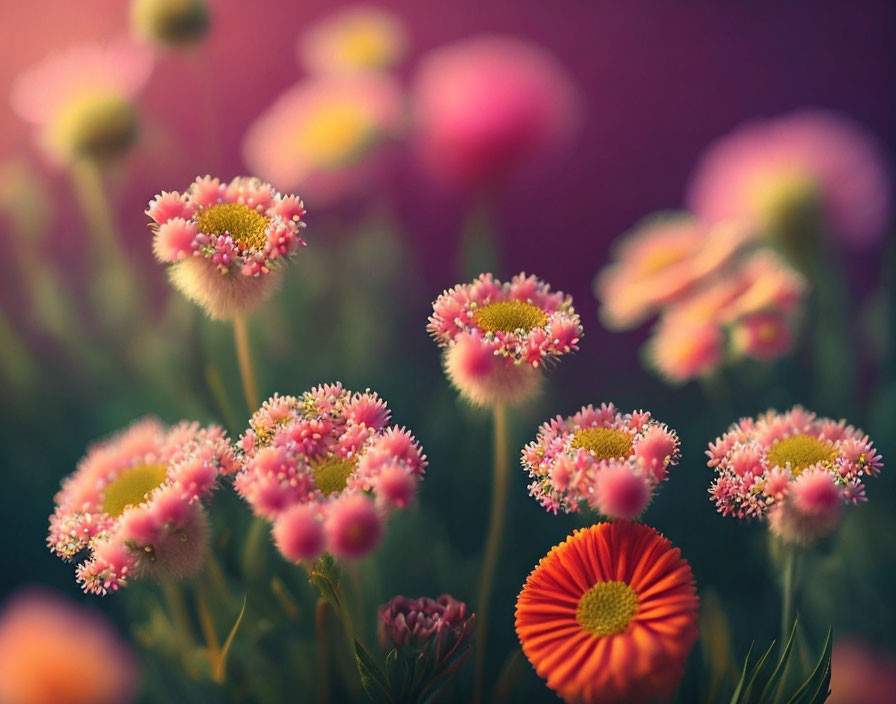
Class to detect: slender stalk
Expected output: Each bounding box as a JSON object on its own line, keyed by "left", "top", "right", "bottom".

{"left": 316, "top": 598, "right": 332, "bottom": 704}
{"left": 780, "top": 544, "right": 797, "bottom": 656}
{"left": 232, "top": 314, "right": 259, "bottom": 412}
{"left": 473, "top": 403, "right": 510, "bottom": 704}
{"left": 162, "top": 581, "right": 194, "bottom": 650}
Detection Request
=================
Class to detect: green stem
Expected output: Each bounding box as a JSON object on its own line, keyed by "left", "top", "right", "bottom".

{"left": 233, "top": 314, "right": 259, "bottom": 413}
{"left": 316, "top": 598, "right": 332, "bottom": 704}
{"left": 780, "top": 544, "right": 797, "bottom": 657}
{"left": 473, "top": 404, "right": 510, "bottom": 704}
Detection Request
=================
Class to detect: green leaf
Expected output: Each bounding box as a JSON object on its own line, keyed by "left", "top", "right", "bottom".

{"left": 354, "top": 640, "right": 395, "bottom": 704}
{"left": 758, "top": 618, "right": 799, "bottom": 702}
{"left": 729, "top": 642, "right": 755, "bottom": 704}
{"left": 741, "top": 640, "right": 777, "bottom": 702}
{"left": 784, "top": 628, "right": 832, "bottom": 704}
{"left": 212, "top": 595, "right": 247, "bottom": 684}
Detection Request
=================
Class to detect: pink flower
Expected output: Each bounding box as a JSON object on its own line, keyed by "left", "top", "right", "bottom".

{"left": 708, "top": 406, "right": 883, "bottom": 544}
{"left": 48, "top": 418, "right": 236, "bottom": 595}
{"left": 298, "top": 5, "right": 407, "bottom": 75}
{"left": 273, "top": 504, "right": 325, "bottom": 562}
{"left": 645, "top": 312, "right": 725, "bottom": 384}
{"left": 242, "top": 74, "right": 403, "bottom": 207}
{"left": 146, "top": 176, "right": 306, "bottom": 319}
{"left": 595, "top": 214, "right": 752, "bottom": 330}
{"left": 378, "top": 594, "right": 474, "bottom": 652}
{"left": 687, "top": 109, "right": 891, "bottom": 248}
{"left": 234, "top": 384, "right": 426, "bottom": 562}
{"left": 326, "top": 493, "right": 383, "bottom": 560}
{"left": 732, "top": 311, "right": 794, "bottom": 360}
{"left": 0, "top": 588, "right": 138, "bottom": 704}
{"left": 11, "top": 40, "right": 153, "bottom": 164}
{"left": 411, "top": 35, "right": 581, "bottom": 188}
{"left": 521, "top": 403, "right": 679, "bottom": 518}
{"left": 428, "top": 273, "right": 582, "bottom": 407}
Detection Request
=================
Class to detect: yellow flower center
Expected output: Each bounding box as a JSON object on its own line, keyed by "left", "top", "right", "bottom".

{"left": 339, "top": 24, "right": 392, "bottom": 68}
{"left": 132, "top": 0, "right": 210, "bottom": 46}
{"left": 194, "top": 202, "right": 270, "bottom": 250}
{"left": 571, "top": 428, "right": 633, "bottom": 461}
{"left": 311, "top": 456, "right": 356, "bottom": 495}
{"left": 295, "top": 101, "right": 374, "bottom": 169}
{"left": 748, "top": 170, "right": 820, "bottom": 232}
{"left": 102, "top": 463, "right": 168, "bottom": 517}
{"left": 576, "top": 580, "right": 639, "bottom": 636}
{"left": 50, "top": 91, "right": 138, "bottom": 162}
{"left": 473, "top": 300, "right": 548, "bottom": 334}
{"left": 767, "top": 434, "right": 837, "bottom": 476}
{"left": 641, "top": 247, "right": 688, "bottom": 276}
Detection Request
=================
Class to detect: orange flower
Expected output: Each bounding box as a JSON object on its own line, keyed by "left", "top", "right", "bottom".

{"left": 515, "top": 522, "right": 698, "bottom": 704}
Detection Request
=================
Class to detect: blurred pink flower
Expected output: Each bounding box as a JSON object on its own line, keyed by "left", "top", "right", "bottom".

{"left": 687, "top": 109, "right": 891, "bottom": 248}
{"left": 378, "top": 594, "right": 474, "bottom": 652}
{"left": 146, "top": 175, "right": 306, "bottom": 319}
{"left": 521, "top": 403, "right": 679, "bottom": 517}
{"left": 299, "top": 5, "right": 407, "bottom": 75}
{"left": 595, "top": 214, "right": 752, "bottom": 330}
{"left": 48, "top": 417, "right": 236, "bottom": 595}
{"left": 11, "top": 40, "right": 153, "bottom": 164}
{"left": 0, "top": 588, "right": 137, "bottom": 704}
{"left": 235, "top": 383, "right": 427, "bottom": 562}
{"left": 645, "top": 312, "right": 725, "bottom": 384}
{"left": 731, "top": 310, "right": 794, "bottom": 361}
{"left": 428, "top": 272, "right": 582, "bottom": 407}
{"left": 242, "top": 73, "right": 403, "bottom": 206}
{"left": 411, "top": 35, "right": 581, "bottom": 188}
{"left": 830, "top": 639, "right": 896, "bottom": 704}
{"left": 707, "top": 406, "right": 883, "bottom": 545}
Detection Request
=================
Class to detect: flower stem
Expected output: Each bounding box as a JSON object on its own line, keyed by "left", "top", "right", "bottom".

{"left": 316, "top": 598, "right": 332, "bottom": 704}
{"left": 780, "top": 543, "right": 798, "bottom": 656}
{"left": 232, "top": 313, "right": 259, "bottom": 413}
{"left": 473, "top": 403, "right": 510, "bottom": 704}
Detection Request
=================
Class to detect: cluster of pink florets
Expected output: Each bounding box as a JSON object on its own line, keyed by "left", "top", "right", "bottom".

{"left": 233, "top": 384, "right": 427, "bottom": 562}
{"left": 708, "top": 406, "right": 883, "bottom": 544}
{"left": 146, "top": 175, "right": 306, "bottom": 276}
{"left": 521, "top": 404, "right": 680, "bottom": 519}
{"left": 48, "top": 418, "right": 237, "bottom": 595}
{"left": 428, "top": 273, "right": 582, "bottom": 368}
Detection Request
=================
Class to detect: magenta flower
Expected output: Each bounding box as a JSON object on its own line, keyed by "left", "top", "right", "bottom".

{"left": 687, "top": 109, "right": 891, "bottom": 248}
{"left": 234, "top": 383, "right": 427, "bottom": 562}
{"left": 146, "top": 175, "right": 306, "bottom": 319}
{"left": 379, "top": 595, "right": 474, "bottom": 651}
{"left": 522, "top": 404, "right": 680, "bottom": 518}
{"left": 428, "top": 273, "right": 582, "bottom": 407}
{"left": 708, "top": 406, "right": 883, "bottom": 545}
{"left": 411, "top": 35, "right": 581, "bottom": 188}
{"left": 48, "top": 418, "right": 237, "bottom": 595}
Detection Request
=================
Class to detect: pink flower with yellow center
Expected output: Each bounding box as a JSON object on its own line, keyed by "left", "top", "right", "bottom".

{"left": 234, "top": 383, "right": 426, "bottom": 562}
{"left": 522, "top": 404, "right": 679, "bottom": 518}
{"left": 146, "top": 175, "right": 306, "bottom": 319}
{"left": 0, "top": 588, "right": 138, "bottom": 704}
{"left": 595, "top": 214, "right": 752, "bottom": 330}
{"left": 48, "top": 418, "right": 237, "bottom": 595}
{"left": 411, "top": 35, "right": 581, "bottom": 188}
{"left": 645, "top": 249, "right": 806, "bottom": 382}
{"left": 708, "top": 406, "right": 883, "bottom": 545}
{"left": 242, "top": 74, "right": 403, "bottom": 206}
{"left": 12, "top": 40, "right": 153, "bottom": 165}
{"left": 687, "top": 109, "right": 891, "bottom": 248}
{"left": 428, "top": 273, "right": 583, "bottom": 407}
{"left": 299, "top": 5, "right": 407, "bottom": 75}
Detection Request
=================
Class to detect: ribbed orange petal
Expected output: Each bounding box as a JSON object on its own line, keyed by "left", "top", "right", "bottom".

{"left": 515, "top": 522, "right": 699, "bottom": 704}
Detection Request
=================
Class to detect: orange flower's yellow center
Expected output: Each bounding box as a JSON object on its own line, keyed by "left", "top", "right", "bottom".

{"left": 195, "top": 202, "right": 269, "bottom": 250}
{"left": 311, "top": 456, "right": 356, "bottom": 495}
{"left": 103, "top": 463, "right": 168, "bottom": 517}
{"left": 571, "top": 428, "right": 633, "bottom": 461}
{"left": 338, "top": 23, "right": 394, "bottom": 68}
{"left": 295, "top": 102, "right": 373, "bottom": 169}
{"left": 576, "top": 580, "right": 639, "bottom": 636}
{"left": 474, "top": 300, "right": 548, "bottom": 334}
{"left": 767, "top": 434, "right": 837, "bottom": 476}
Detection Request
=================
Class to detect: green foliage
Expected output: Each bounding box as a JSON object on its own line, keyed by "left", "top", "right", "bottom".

{"left": 729, "top": 621, "right": 832, "bottom": 704}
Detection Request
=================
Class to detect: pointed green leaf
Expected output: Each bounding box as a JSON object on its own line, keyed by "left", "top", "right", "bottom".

{"left": 758, "top": 618, "right": 799, "bottom": 702}
{"left": 212, "top": 595, "right": 247, "bottom": 684}
{"left": 784, "top": 628, "right": 832, "bottom": 704}
{"left": 354, "top": 640, "right": 395, "bottom": 704}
